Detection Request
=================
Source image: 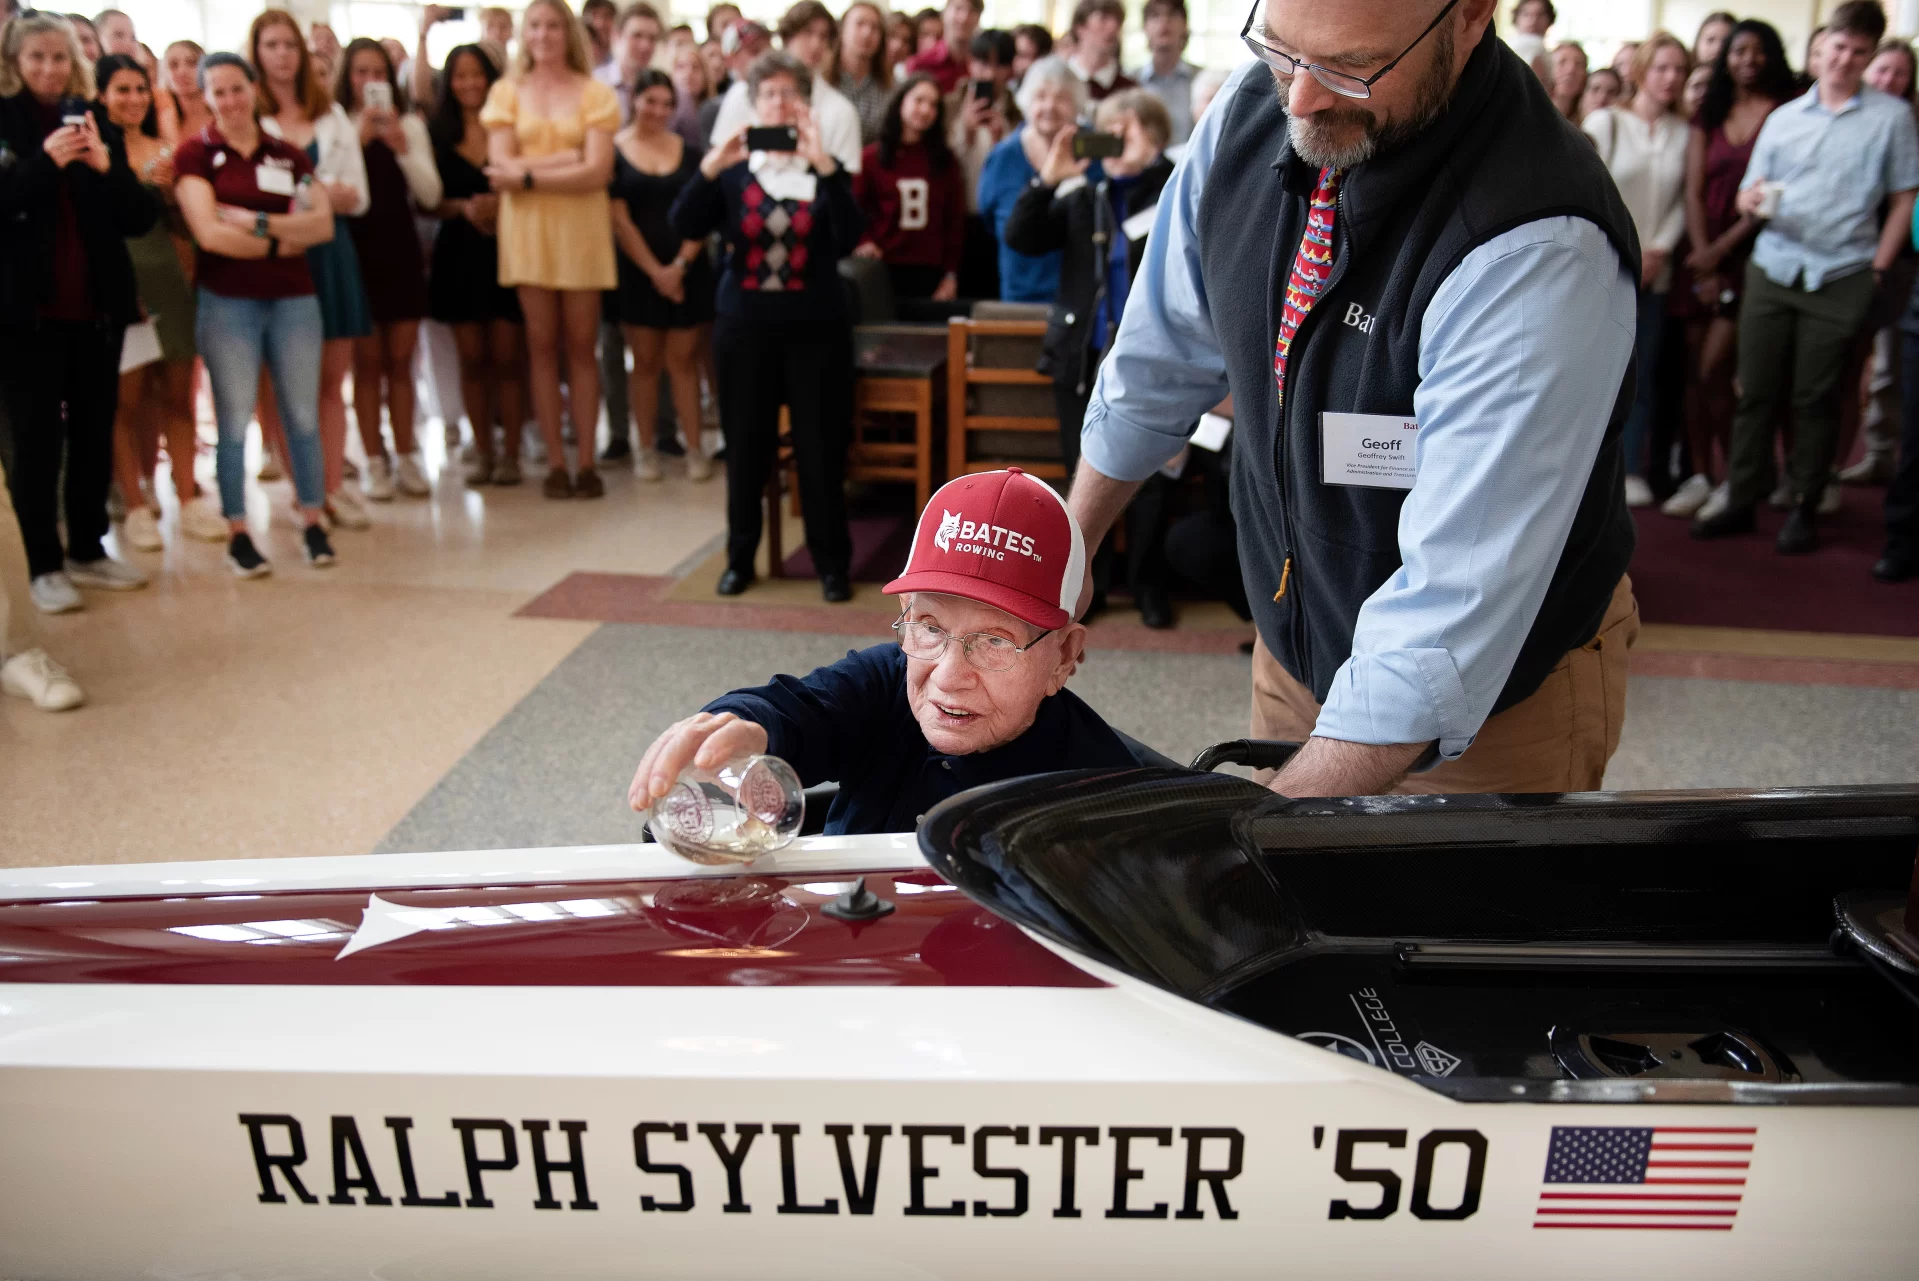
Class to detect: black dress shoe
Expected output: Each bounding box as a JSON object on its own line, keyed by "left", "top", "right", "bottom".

{"left": 820, "top": 572, "right": 852, "bottom": 602}
{"left": 1872, "top": 550, "right": 1919, "bottom": 582}
{"left": 599, "top": 437, "right": 632, "bottom": 462}
{"left": 1691, "top": 503, "right": 1756, "bottom": 539}
{"left": 1775, "top": 508, "right": 1817, "bottom": 554}
{"left": 1136, "top": 586, "right": 1176, "bottom": 630}
{"left": 716, "top": 567, "right": 754, "bottom": 596}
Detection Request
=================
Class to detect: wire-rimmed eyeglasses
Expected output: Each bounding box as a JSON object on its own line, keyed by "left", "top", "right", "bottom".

{"left": 893, "top": 618, "right": 1053, "bottom": 672}
{"left": 1240, "top": 0, "right": 1462, "bottom": 100}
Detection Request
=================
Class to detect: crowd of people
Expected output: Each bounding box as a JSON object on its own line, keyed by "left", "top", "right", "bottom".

{"left": 0, "top": 0, "right": 1227, "bottom": 713}
{"left": 2, "top": 0, "right": 1917, "bottom": 721}
{"left": 1512, "top": 0, "right": 1919, "bottom": 576}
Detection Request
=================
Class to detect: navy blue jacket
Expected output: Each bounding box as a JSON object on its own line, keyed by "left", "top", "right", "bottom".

{"left": 704, "top": 644, "right": 1138, "bottom": 835}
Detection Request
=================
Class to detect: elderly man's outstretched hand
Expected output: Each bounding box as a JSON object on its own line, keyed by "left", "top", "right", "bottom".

{"left": 628, "top": 712, "right": 770, "bottom": 812}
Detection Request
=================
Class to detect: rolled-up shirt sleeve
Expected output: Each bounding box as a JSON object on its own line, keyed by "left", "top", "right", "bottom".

{"left": 1077, "top": 61, "right": 1259, "bottom": 483}
{"left": 1312, "top": 216, "right": 1635, "bottom": 759}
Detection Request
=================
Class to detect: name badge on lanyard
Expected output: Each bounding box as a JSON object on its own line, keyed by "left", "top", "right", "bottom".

{"left": 1320, "top": 412, "right": 1418, "bottom": 490}
{"left": 256, "top": 162, "right": 295, "bottom": 197}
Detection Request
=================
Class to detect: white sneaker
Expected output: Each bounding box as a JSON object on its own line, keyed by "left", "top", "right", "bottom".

{"left": 633, "top": 447, "right": 662, "bottom": 481}
{"left": 1623, "top": 474, "right": 1654, "bottom": 508}
{"left": 1818, "top": 481, "right": 1843, "bottom": 515}
{"left": 1696, "top": 481, "right": 1731, "bottom": 522}
{"left": 524, "top": 433, "right": 547, "bottom": 466}
{"left": 66, "top": 556, "right": 149, "bottom": 591}
{"left": 1767, "top": 479, "right": 1794, "bottom": 509}
{"left": 181, "top": 494, "right": 231, "bottom": 542}
{"left": 686, "top": 449, "right": 713, "bottom": 482}
{"left": 463, "top": 452, "right": 494, "bottom": 484}
{"left": 123, "top": 506, "right": 164, "bottom": 551}
{"left": 328, "top": 486, "right": 372, "bottom": 529}
{"left": 256, "top": 452, "right": 284, "bottom": 482}
{"left": 1659, "top": 473, "right": 1713, "bottom": 518}
{"left": 1, "top": 648, "right": 84, "bottom": 711}
{"left": 364, "top": 454, "right": 396, "bottom": 501}
{"left": 396, "top": 452, "right": 432, "bottom": 496}
{"left": 29, "top": 572, "right": 82, "bottom": 614}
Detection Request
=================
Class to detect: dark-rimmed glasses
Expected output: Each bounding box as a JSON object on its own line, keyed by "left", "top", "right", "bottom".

{"left": 1241, "top": 0, "right": 1461, "bottom": 99}
{"left": 893, "top": 618, "right": 1053, "bottom": 672}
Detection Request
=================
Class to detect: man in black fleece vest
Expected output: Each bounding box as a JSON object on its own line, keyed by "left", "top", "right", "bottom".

{"left": 1067, "top": 0, "right": 1642, "bottom": 796}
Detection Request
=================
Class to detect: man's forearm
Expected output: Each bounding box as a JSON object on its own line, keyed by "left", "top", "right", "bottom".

{"left": 1065, "top": 457, "right": 1143, "bottom": 548}
{"left": 1876, "top": 191, "right": 1916, "bottom": 271}
{"left": 1269, "top": 736, "right": 1428, "bottom": 798}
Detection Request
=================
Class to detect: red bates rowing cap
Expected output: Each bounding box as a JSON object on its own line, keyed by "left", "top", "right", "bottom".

{"left": 883, "top": 468, "right": 1087, "bottom": 629}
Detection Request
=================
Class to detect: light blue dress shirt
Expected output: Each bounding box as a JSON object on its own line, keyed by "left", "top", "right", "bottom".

{"left": 1081, "top": 62, "right": 1637, "bottom": 758}
{"left": 1740, "top": 85, "right": 1919, "bottom": 291}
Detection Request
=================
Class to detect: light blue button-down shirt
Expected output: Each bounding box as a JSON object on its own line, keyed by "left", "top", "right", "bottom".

{"left": 1081, "top": 62, "right": 1636, "bottom": 758}
{"left": 1741, "top": 84, "right": 1919, "bottom": 291}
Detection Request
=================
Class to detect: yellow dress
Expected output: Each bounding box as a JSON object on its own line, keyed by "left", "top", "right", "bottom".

{"left": 480, "top": 76, "right": 620, "bottom": 291}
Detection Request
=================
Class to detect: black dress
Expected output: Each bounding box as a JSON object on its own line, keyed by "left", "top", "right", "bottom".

{"left": 606, "top": 144, "right": 713, "bottom": 329}
{"left": 429, "top": 137, "right": 522, "bottom": 324}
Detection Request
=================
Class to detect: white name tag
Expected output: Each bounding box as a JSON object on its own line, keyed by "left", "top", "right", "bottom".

{"left": 1320, "top": 412, "right": 1418, "bottom": 490}
{"left": 1121, "top": 203, "right": 1157, "bottom": 242}
{"left": 255, "top": 164, "right": 295, "bottom": 197}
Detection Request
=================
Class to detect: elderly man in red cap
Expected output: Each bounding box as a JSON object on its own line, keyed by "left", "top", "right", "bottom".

{"left": 628, "top": 469, "right": 1139, "bottom": 834}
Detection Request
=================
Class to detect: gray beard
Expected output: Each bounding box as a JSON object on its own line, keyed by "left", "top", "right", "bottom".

{"left": 1284, "top": 21, "right": 1456, "bottom": 169}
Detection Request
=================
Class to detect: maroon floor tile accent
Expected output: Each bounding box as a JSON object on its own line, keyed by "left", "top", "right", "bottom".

{"left": 1627, "top": 649, "right": 1919, "bottom": 690}
{"left": 516, "top": 573, "right": 1919, "bottom": 681}
{"left": 516, "top": 572, "right": 1256, "bottom": 652}
{"left": 1628, "top": 492, "right": 1917, "bottom": 637}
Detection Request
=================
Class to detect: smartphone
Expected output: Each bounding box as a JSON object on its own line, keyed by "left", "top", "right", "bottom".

{"left": 746, "top": 124, "right": 799, "bottom": 152}
{"left": 971, "top": 78, "right": 995, "bottom": 102}
{"left": 60, "top": 96, "right": 89, "bottom": 127}
{"left": 1072, "top": 130, "right": 1124, "bottom": 161}
{"left": 447, "top": 6, "right": 467, "bottom": 17}
{"left": 363, "top": 81, "right": 393, "bottom": 112}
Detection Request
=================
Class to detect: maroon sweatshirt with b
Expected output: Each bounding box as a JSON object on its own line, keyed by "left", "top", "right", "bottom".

{"left": 853, "top": 140, "right": 967, "bottom": 276}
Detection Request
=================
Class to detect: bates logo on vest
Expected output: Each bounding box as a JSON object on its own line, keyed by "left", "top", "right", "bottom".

{"left": 1342, "top": 302, "right": 1375, "bottom": 334}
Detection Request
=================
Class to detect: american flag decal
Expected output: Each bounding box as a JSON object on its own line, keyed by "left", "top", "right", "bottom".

{"left": 1535, "top": 1126, "right": 1755, "bottom": 1231}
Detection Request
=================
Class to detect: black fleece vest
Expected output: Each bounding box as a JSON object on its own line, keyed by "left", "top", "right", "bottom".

{"left": 1197, "top": 31, "right": 1639, "bottom": 713}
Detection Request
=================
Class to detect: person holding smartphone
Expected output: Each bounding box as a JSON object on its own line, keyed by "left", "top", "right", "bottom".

{"left": 670, "top": 50, "right": 863, "bottom": 602}
{"left": 0, "top": 12, "right": 156, "bottom": 615}
{"left": 1004, "top": 89, "right": 1173, "bottom": 625}
{"left": 339, "top": 37, "right": 443, "bottom": 502}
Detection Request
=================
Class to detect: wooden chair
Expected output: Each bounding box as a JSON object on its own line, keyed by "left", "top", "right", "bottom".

{"left": 852, "top": 324, "right": 947, "bottom": 512}
{"left": 946, "top": 306, "right": 1062, "bottom": 482}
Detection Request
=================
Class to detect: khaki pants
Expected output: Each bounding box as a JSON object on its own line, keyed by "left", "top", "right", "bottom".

{"left": 0, "top": 448, "right": 36, "bottom": 659}
{"left": 1251, "top": 576, "right": 1640, "bottom": 794}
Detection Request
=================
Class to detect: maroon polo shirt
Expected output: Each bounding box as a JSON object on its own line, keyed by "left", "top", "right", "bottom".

{"left": 172, "top": 124, "right": 316, "bottom": 300}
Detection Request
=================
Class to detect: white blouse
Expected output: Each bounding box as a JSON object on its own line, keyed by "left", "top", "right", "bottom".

{"left": 348, "top": 110, "right": 444, "bottom": 211}
{"left": 262, "top": 103, "right": 371, "bottom": 217}
{"left": 1583, "top": 105, "right": 1689, "bottom": 292}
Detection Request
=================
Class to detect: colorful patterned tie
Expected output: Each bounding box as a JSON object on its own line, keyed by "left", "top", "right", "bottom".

{"left": 1273, "top": 167, "right": 1342, "bottom": 407}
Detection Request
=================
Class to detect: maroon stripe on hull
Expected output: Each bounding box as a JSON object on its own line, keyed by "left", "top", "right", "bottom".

{"left": 0, "top": 872, "right": 1106, "bottom": 989}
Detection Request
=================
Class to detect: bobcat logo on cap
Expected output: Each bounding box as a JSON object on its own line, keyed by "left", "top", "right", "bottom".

{"left": 933, "top": 509, "right": 962, "bottom": 553}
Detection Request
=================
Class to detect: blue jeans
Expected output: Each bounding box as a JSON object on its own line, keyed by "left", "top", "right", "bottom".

{"left": 196, "top": 289, "right": 326, "bottom": 518}
{"left": 1624, "top": 288, "right": 1667, "bottom": 479}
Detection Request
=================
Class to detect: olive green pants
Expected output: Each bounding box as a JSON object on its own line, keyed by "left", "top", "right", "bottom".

{"left": 1727, "top": 262, "right": 1877, "bottom": 509}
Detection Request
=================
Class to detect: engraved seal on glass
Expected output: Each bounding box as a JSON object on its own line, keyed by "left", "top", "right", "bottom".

{"left": 647, "top": 754, "right": 805, "bottom": 865}
{"left": 657, "top": 782, "right": 714, "bottom": 847}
